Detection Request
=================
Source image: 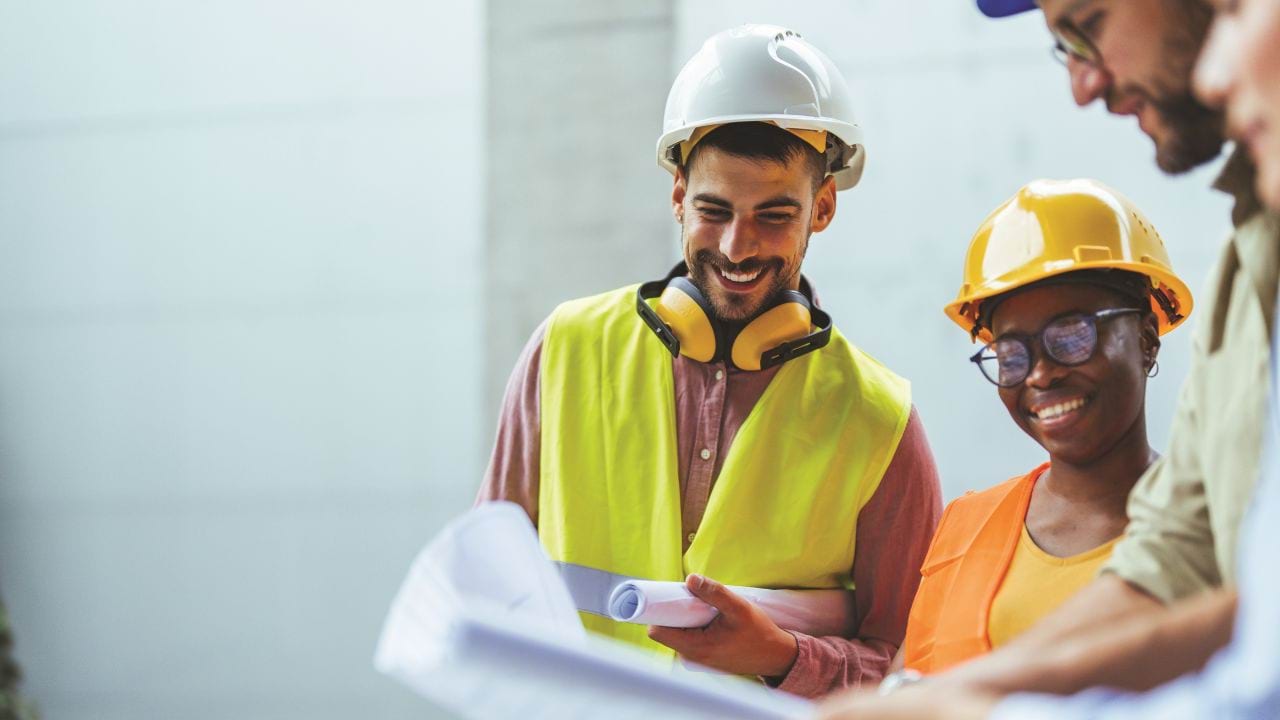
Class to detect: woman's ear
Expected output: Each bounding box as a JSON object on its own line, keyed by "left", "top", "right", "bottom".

{"left": 1141, "top": 312, "right": 1161, "bottom": 370}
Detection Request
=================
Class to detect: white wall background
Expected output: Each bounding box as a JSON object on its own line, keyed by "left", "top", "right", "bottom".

{"left": 0, "top": 1, "right": 1235, "bottom": 719}
{"left": 0, "top": 1, "right": 483, "bottom": 718}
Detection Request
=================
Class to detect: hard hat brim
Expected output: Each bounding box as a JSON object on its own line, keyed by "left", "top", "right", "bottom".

{"left": 944, "top": 262, "right": 1195, "bottom": 344}
{"left": 657, "top": 116, "right": 866, "bottom": 191}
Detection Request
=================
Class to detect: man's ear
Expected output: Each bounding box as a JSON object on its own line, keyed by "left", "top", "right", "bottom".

{"left": 809, "top": 175, "right": 837, "bottom": 233}
{"left": 672, "top": 167, "right": 687, "bottom": 224}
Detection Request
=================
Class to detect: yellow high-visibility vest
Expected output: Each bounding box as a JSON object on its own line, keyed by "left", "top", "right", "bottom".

{"left": 538, "top": 284, "right": 911, "bottom": 656}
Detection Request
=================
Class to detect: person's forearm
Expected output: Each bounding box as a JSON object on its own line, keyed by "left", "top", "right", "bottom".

{"left": 1054, "top": 586, "right": 1236, "bottom": 692}
{"left": 818, "top": 407, "right": 939, "bottom": 696}
{"left": 941, "top": 575, "right": 1235, "bottom": 696}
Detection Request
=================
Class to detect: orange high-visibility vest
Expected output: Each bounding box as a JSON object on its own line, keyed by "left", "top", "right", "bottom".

{"left": 901, "top": 463, "right": 1047, "bottom": 674}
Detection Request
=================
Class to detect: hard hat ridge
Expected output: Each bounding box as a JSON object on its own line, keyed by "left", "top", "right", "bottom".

{"left": 945, "top": 179, "right": 1194, "bottom": 343}
{"left": 657, "top": 24, "right": 867, "bottom": 190}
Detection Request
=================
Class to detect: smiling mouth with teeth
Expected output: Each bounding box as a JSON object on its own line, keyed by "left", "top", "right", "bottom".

{"left": 1032, "top": 396, "right": 1091, "bottom": 421}
{"left": 718, "top": 266, "right": 763, "bottom": 283}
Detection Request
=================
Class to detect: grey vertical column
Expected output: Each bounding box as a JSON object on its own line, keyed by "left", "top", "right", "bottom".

{"left": 483, "top": 1, "right": 679, "bottom": 434}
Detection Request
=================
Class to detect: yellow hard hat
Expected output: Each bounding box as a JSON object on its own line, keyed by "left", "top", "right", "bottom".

{"left": 944, "top": 179, "right": 1194, "bottom": 343}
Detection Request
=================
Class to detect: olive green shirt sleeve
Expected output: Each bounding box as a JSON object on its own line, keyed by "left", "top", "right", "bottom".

{"left": 1104, "top": 203, "right": 1280, "bottom": 603}
{"left": 1102, "top": 231, "right": 1233, "bottom": 604}
{"left": 1103, "top": 414, "right": 1222, "bottom": 604}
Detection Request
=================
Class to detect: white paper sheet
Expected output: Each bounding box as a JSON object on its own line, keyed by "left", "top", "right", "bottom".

{"left": 374, "top": 501, "right": 814, "bottom": 720}
{"left": 374, "top": 501, "right": 585, "bottom": 680}
{"left": 608, "top": 580, "right": 856, "bottom": 637}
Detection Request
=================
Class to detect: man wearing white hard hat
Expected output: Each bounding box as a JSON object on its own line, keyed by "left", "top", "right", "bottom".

{"left": 476, "top": 25, "right": 942, "bottom": 696}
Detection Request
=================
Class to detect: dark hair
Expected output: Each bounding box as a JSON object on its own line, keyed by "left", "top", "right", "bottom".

{"left": 977, "top": 269, "right": 1154, "bottom": 336}
{"left": 684, "top": 122, "right": 827, "bottom": 191}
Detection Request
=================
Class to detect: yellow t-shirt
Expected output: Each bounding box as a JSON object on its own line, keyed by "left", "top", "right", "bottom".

{"left": 987, "top": 525, "right": 1120, "bottom": 648}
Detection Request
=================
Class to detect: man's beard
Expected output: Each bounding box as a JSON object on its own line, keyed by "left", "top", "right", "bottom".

{"left": 1143, "top": 92, "right": 1224, "bottom": 174}
{"left": 1131, "top": 1, "right": 1225, "bottom": 175}
{"left": 686, "top": 248, "right": 792, "bottom": 326}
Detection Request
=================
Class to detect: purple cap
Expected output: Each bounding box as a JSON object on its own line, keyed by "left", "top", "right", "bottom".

{"left": 976, "top": 0, "right": 1038, "bottom": 18}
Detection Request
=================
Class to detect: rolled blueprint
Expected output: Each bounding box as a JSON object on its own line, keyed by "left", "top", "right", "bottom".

{"left": 607, "top": 580, "right": 856, "bottom": 637}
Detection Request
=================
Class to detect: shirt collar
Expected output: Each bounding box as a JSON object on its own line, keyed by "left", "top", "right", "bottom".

{"left": 1214, "top": 147, "right": 1263, "bottom": 228}
{"left": 1214, "top": 148, "right": 1280, "bottom": 337}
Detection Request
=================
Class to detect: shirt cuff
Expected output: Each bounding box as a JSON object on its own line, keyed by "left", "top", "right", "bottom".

{"left": 769, "top": 632, "right": 826, "bottom": 698}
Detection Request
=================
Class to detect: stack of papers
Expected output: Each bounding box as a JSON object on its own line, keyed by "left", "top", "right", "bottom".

{"left": 374, "top": 502, "right": 814, "bottom": 720}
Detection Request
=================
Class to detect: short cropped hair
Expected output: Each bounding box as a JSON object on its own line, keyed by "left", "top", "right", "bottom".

{"left": 684, "top": 122, "right": 827, "bottom": 191}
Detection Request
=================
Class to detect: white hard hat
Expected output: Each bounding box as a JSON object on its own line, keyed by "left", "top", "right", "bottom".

{"left": 657, "top": 25, "right": 866, "bottom": 191}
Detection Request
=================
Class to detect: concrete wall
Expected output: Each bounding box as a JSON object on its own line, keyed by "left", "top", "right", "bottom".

{"left": 0, "top": 2, "right": 483, "bottom": 718}
{"left": 484, "top": 0, "right": 678, "bottom": 425}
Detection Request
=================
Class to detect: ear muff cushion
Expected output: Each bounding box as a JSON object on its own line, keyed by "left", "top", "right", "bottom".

{"left": 655, "top": 279, "right": 718, "bottom": 363}
{"left": 731, "top": 297, "right": 813, "bottom": 371}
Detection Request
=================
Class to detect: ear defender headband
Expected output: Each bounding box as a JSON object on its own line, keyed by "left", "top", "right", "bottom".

{"left": 635, "top": 263, "right": 832, "bottom": 371}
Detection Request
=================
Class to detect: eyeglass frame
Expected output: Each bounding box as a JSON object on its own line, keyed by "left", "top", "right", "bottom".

{"left": 969, "top": 307, "right": 1144, "bottom": 388}
{"left": 1050, "top": 13, "right": 1103, "bottom": 68}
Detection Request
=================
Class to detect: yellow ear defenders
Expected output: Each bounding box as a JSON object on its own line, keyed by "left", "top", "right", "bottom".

{"left": 635, "top": 263, "right": 832, "bottom": 371}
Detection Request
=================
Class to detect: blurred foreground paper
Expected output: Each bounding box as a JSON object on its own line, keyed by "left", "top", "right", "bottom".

{"left": 374, "top": 501, "right": 813, "bottom": 720}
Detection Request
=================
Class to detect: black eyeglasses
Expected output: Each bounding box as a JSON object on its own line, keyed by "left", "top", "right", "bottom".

{"left": 1050, "top": 17, "right": 1102, "bottom": 68}
{"left": 970, "top": 308, "right": 1141, "bottom": 388}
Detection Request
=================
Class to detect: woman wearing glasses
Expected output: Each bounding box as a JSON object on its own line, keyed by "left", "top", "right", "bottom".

{"left": 895, "top": 179, "right": 1194, "bottom": 677}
